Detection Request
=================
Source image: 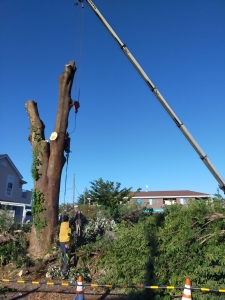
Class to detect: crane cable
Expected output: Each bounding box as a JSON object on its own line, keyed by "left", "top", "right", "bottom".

{"left": 63, "top": 2, "right": 85, "bottom": 208}
{"left": 74, "top": 1, "right": 84, "bottom": 105}
{"left": 69, "top": 2, "right": 84, "bottom": 136}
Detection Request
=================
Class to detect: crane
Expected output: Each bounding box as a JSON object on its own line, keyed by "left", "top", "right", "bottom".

{"left": 85, "top": 0, "right": 225, "bottom": 194}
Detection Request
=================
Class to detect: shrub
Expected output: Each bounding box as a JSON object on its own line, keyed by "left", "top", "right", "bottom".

{"left": 153, "top": 200, "right": 225, "bottom": 300}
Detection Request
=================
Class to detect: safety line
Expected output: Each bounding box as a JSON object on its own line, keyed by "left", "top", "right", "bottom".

{"left": 1, "top": 279, "right": 225, "bottom": 293}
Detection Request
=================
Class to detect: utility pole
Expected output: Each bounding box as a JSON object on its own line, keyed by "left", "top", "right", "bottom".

{"left": 72, "top": 174, "right": 75, "bottom": 207}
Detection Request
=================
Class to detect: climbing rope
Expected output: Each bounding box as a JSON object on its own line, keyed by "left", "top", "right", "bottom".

{"left": 63, "top": 153, "right": 69, "bottom": 207}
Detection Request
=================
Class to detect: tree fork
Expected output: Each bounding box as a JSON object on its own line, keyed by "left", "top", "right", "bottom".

{"left": 26, "top": 61, "right": 76, "bottom": 256}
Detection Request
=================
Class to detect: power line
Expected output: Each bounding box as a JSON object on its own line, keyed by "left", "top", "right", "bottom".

{"left": 59, "top": 187, "right": 73, "bottom": 193}
{"left": 75, "top": 186, "right": 81, "bottom": 195}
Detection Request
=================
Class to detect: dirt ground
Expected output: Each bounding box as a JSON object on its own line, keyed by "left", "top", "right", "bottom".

{"left": 0, "top": 283, "right": 129, "bottom": 300}
{"left": 0, "top": 259, "right": 129, "bottom": 299}
{"left": 0, "top": 268, "right": 128, "bottom": 300}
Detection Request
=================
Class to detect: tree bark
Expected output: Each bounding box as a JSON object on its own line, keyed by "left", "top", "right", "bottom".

{"left": 26, "top": 61, "right": 76, "bottom": 256}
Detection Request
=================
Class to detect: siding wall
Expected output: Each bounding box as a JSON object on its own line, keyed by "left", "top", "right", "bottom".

{"left": 0, "top": 156, "right": 31, "bottom": 221}
{"left": 131, "top": 197, "right": 196, "bottom": 209}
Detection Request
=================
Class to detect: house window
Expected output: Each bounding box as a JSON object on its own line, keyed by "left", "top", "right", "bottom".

{"left": 5, "top": 175, "right": 14, "bottom": 197}
{"left": 163, "top": 198, "right": 176, "bottom": 205}
{"left": 149, "top": 199, "right": 156, "bottom": 205}
{"left": 137, "top": 199, "right": 143, "bottom": 205}
{"left": 180, "top": 198, "right": 187, "bottom": 205}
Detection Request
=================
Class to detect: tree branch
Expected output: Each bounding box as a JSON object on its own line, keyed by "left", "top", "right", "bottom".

{"left": 198, "top": 230, "right": 225, "bottom": 245}
{"left": 25, "top": 101, "right": 46, "bottom": 141}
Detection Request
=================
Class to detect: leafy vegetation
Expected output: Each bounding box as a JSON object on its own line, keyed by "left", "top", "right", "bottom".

{"left": 78, "top": 178, "right": 140, "bottom": 211}
{"left": 0, "top": 232, "right": 32, "bottom": 269}
{"left": 31, "top": 188, "right": 46, "bottom": 231}
{"left": 76, "top": 198, "right": 225, "bottom": 299}
{"left": 30, "top": 125, "right": 42, "bottom": 181}
{"left": 0, "top": 207, "right": 14, "bottom": 232}
{"left": 46, "top": 265, "right": 91, "bottom": 282}
{"left": 2, "top": 180, "right": 225, "bottom": 300}
{"left": 153, "top": 199, "right": 225, "bottom": 300}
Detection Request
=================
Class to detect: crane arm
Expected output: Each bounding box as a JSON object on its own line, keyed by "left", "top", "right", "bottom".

{"left": 85, "top": 0, "right": 225, "bottom": 193}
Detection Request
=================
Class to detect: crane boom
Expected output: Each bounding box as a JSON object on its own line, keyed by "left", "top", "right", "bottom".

{"left": 85, "top": 0, "right": 225, "bottom": 193}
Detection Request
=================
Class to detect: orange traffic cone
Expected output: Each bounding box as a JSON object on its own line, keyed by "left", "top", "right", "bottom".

{"left": 75, "top": 275, "right": 84, "bottom": 300}
{"left": 182, "top": 278, "right": 192, "bottom": 300}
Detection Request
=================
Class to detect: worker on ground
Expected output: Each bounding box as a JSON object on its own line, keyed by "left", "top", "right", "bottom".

{"left": 69, "top": 205, "right": 80, "bottom": 227}
{"left": 59, "top": 214, "right": 71, "bottom": 277}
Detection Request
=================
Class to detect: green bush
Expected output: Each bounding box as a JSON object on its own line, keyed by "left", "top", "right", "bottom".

{"left": 96, "top": 218, "right": 157, "bottom": 286}
{"left": 153, "top": 200, "right": 225, "bottom": 299}
{"left": 0, "top": 227, "right": 32, "bottom": 268}
{"left": 78, "top": 199, "right": 225, "bottom": 299}
{"left": 0, "top": 238, "right": 32, "bottom": 268}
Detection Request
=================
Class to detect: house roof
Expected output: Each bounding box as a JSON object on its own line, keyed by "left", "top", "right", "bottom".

{"left": 132, "top": 190, "right": 211, "bottom": 198}
{"left": 0, "top": 154, "right": 27, "bottom": 183}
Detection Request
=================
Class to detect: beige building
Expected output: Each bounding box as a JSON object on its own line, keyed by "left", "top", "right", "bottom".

{"left": 0, "top": 154, "right": 32, "bottom": 222}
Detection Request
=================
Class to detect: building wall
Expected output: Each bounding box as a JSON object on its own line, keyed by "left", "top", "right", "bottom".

{"left": 132, "top": 197, "right": 198, "bottom": 210}
{"left": 0, "top": 156, "right": 31, "bottom": 221}
{"left": 0, "top": 157, "right": 20, "bottom": 201}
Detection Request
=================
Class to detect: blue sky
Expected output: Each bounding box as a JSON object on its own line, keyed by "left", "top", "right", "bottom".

{"left": 1, "top": 0, "right": 225, "bottom": 203}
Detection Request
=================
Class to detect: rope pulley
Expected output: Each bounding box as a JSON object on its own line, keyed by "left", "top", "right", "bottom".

{"left": 73, "top": 101, "right": 80, "bottom": 113}
{"left": 74, "top": 0, "right": 84, "bottom": 8}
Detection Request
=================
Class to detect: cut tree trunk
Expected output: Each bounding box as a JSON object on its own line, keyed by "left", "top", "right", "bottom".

{"left": 26, "top": 61, "right": 76, "bottom": 256}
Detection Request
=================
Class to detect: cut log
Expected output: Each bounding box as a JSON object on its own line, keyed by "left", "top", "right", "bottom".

{"left": 20, "top": 250, "right": 60, "bottom": 276}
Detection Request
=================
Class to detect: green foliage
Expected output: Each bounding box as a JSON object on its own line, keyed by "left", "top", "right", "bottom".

{"left": 0, "top": 207, "right": 33, "bottom": 268}
{"left": 90, "top": 218, "right": 157, "bottom": 286}
{"left": 78, "top": 178, "right": 140, "bottom": 215}
{"left": 213, "top": 188, "right": 224, "bottom": 201}
{"left": 0, "top": 232, "right": 33, "bottom": 268}
{"left": 30, "top": 126, "right": 42, "bottom": 181}
{"left": 69, "top": 267, "right": 91, "bottom": 283}
{"left": 88, "top": 178, "right": 133, "bottom": 209}
{"left": 31, "top": 189, "right": 46, "bottom": 232}
{"left": 83, "top": 217, "right": 117, "bottom": 243}
{"left": 77, "top": 199, "right": 225, "bottom": 299}
{"left": 31, "top": 143, "right": 42, "bottom": 181}
{"left": 46, "top": 265, "right": 91, "bottom": 282}
{"left": 153, "top": 199, "right": 225, "bottom": 300}
{"left": 0, "top": 207, "right": 14, "bottom": 232}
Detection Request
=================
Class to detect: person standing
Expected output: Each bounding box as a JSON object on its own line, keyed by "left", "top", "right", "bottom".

{"left": 69, "top": 205, "right": 80, "bottom": 227}
{"left": 59, "top": 214, "right": 71, "bottom": 276}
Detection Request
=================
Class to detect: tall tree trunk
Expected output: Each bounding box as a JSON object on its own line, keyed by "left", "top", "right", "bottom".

{"left": 26, "top": 61, "right": 76, "bottom": 256}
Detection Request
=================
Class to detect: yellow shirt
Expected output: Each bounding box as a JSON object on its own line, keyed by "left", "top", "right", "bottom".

{"left": 59, "top": 221, "right": 71, "bottom": 242}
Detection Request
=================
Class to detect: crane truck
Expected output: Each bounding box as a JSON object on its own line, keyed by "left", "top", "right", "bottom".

{"left": 84, "top": 0, "right": 225, "bottom": 194}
